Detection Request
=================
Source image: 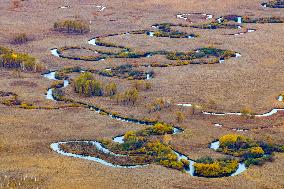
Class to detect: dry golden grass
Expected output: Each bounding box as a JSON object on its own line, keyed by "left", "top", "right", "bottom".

{"left": 0, "top": 0, "right": 283, "bottom": 188}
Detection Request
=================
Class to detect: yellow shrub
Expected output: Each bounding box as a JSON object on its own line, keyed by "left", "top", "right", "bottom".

{"left": 250, "top": 147, "right": 264, "bottom": 155}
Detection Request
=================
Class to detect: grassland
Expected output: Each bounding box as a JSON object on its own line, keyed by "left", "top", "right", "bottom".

{"left": 0, "top": 0, "right": 284, "bottom": 188}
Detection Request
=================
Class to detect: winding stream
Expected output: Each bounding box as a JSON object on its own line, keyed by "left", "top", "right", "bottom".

{"left": 43, "top": 19, "right": 282, "bottom": 177}
{"left": 50, "top": 141, "right": 146, "bottom": 168}
{"left": 43, "top": 70, "right": 246, "bottom": 177}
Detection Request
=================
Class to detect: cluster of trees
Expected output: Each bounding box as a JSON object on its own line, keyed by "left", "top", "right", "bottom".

{"left": 192, "top": 20, "right": 239, "bottom": 30}
{"left": 99, "top": 64, "right": 154, "bottom": 80}
{"left": 112, "top": 80, "right": 151, "bottom": 106}
{"left": 54, "top": 20, "right": 90, "bottom": 34}
{"left": 147, "top": 98, "right": 171, "bottom": 113}
{"left": 111, "top": 124, "right": 188, "bottom": 170}
{"left": 219, "top": 134, "right": 248, "bottom": 149}
{"left": 145, "top": 140, "right": 187, "bottom": 170}
{"left": 166, "top": 47, "right": 235, "bottom": 61}
{"left": 74, "top": 72, "right": 117, "bottom": 97}
{"left": 147, "top": 123, "right": 173, "bottom": 135}
{"left": 175, "top": 111, "right": 185, "bottom": 123}
{"left": 114, "top": 88, "right": 139, "bottom": 105}
{"left": 132, "top": 80, "right": 152, "bottom": 91}
{"left": 0, "top": 46, "right": 44, "bottom": 72}
{"left": 218, "top": 134, "right": 284, "bottom": 167}
{"left": 126, "top": 123, "right": 174, "bottom": 138}
{"left": 194, "top": 156, "right": 239, "bottom": 177}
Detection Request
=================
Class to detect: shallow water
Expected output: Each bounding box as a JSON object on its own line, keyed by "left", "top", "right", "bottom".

{"left": 88, "top": 38, "right": 97, "bottom": 46}
{"left": 235, "top": 53, "right": 241, "bottom": 58}
{"left": 231, "top": 163, "right": 246, "bottom": 176}
{"left": 176, "top": 103, "right": 192, "bottom": 107}
{"left": 147, "top": 31, "right": 154, "bottom": 37}
{"left": 96, "top": 5, "right": 106, "bottom": 11}
{"left": 51, "top": 49, "right": 60, "bottom": 57}
{"left": 43, "top": 71, "right": 69, "bottom": 100}
{"left": 113, "top": 135, "right": 124, "bottom": 143}
{"left": 177, "top": 13, "right": 213, "bottom": 21}
{"left": 203, "top": 107, "right": 284, "bottom": 117}
{"left": 43, "top": 71, "right": 57, "bottom": 80}
{"left": 210, "top": 141, "right": 220, "bottom": 150}
{"left": 232, "top": 128, "right": 248, "bottom": 132}
{"left": 46, "top": 88, "right": 55, "bottom": 100}
{"left": 237, "top": 17, "right": 242, "bottom": 24}
{"left": 217, "top": 17, "right": 223, "bottom": 23}
{"left": 247, "top": 29, "right": 256, "bottom": 33}
{"left": 214, "top": 123, "right": 223, "bottom": 127}
{"left": 59, "top": 6, "right": 70, "bottom": 9}
{"left": 50, "top": 142, "right": 146, "bottom": 168}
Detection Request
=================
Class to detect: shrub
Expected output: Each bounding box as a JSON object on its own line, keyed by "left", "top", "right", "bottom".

{"left": 250, "top": 147, "right": 265, "bottom": 157}
{"left": 19, "top": 102, "right": 36, "bottom": 109}
{"left": 147, "top": 98, "right": 170, "bottom": 112}
{"left": 104, "top": 82, "right": 117, "bottom": 96}
{"left": 12, "top": 33, "right": 28, "bottom": 45}
{"left": 54, "top": 20, "right": 90, "bottom": 34}
{"left": 145, "top": 140, "right": 184, "bottom": 170}
{"left": 180, "top": 159, "right": 190, "bottom": 168}
{"left": 195, "top": 156, "right": 214, "bottom": 164}
{"left": 124, "top": 131, "right": 138, "bottom": 141}
{"left": 52, "top": 88, "right": 65, "bottom": 100}
{"left": 99, "top": 64, "right": 153, "bottom": 80}
{"left": 217, "top": 134, "right": 284, "bottom": 168}
{"left": 117, "top": 88, "right": 139, "bottom": 105}
{"left": 176, "top": 111, "right": 185, "bottom": 123}
{"left": 148, "top": 122, "right": 173, "bottom": 135}
{"left": 241, "top": 107, "right": 254, "bottom": 117}
{"left": 55, "top": 66, "right": 81, "bottom": 79}
{"left": 219, "top": 134, "right": 247, "bottom": 149}
{"left": 2, "top": 96, "right": 21, "bottom": 106}
{"left": 132, "top": 80, "right": 151, "bottom": 91}
{"left": 194, "top": 157, "right": 239, "bottom": 177}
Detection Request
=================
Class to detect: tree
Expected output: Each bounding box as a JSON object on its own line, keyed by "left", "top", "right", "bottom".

{"left": 176, "top": 111, "right": 185, "bottom": 123}
{"left": 104, "top": 82, "right": 117, "bottom": 96}
{"left": 74, "top": 72, "right": 108, "bottom": 97}
{"left": 122, "top": 88, "right": 139, "bottom": 105}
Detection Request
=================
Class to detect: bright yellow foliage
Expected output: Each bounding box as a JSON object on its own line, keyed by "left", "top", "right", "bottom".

{"left": 219, "top": 134, "right": 245, "bottom": 147}
{"left": 250, "top": 147, "right": 264, "bottom": 155}
{"left": 194, "top": 160, "right": 238, "bottom": 177}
